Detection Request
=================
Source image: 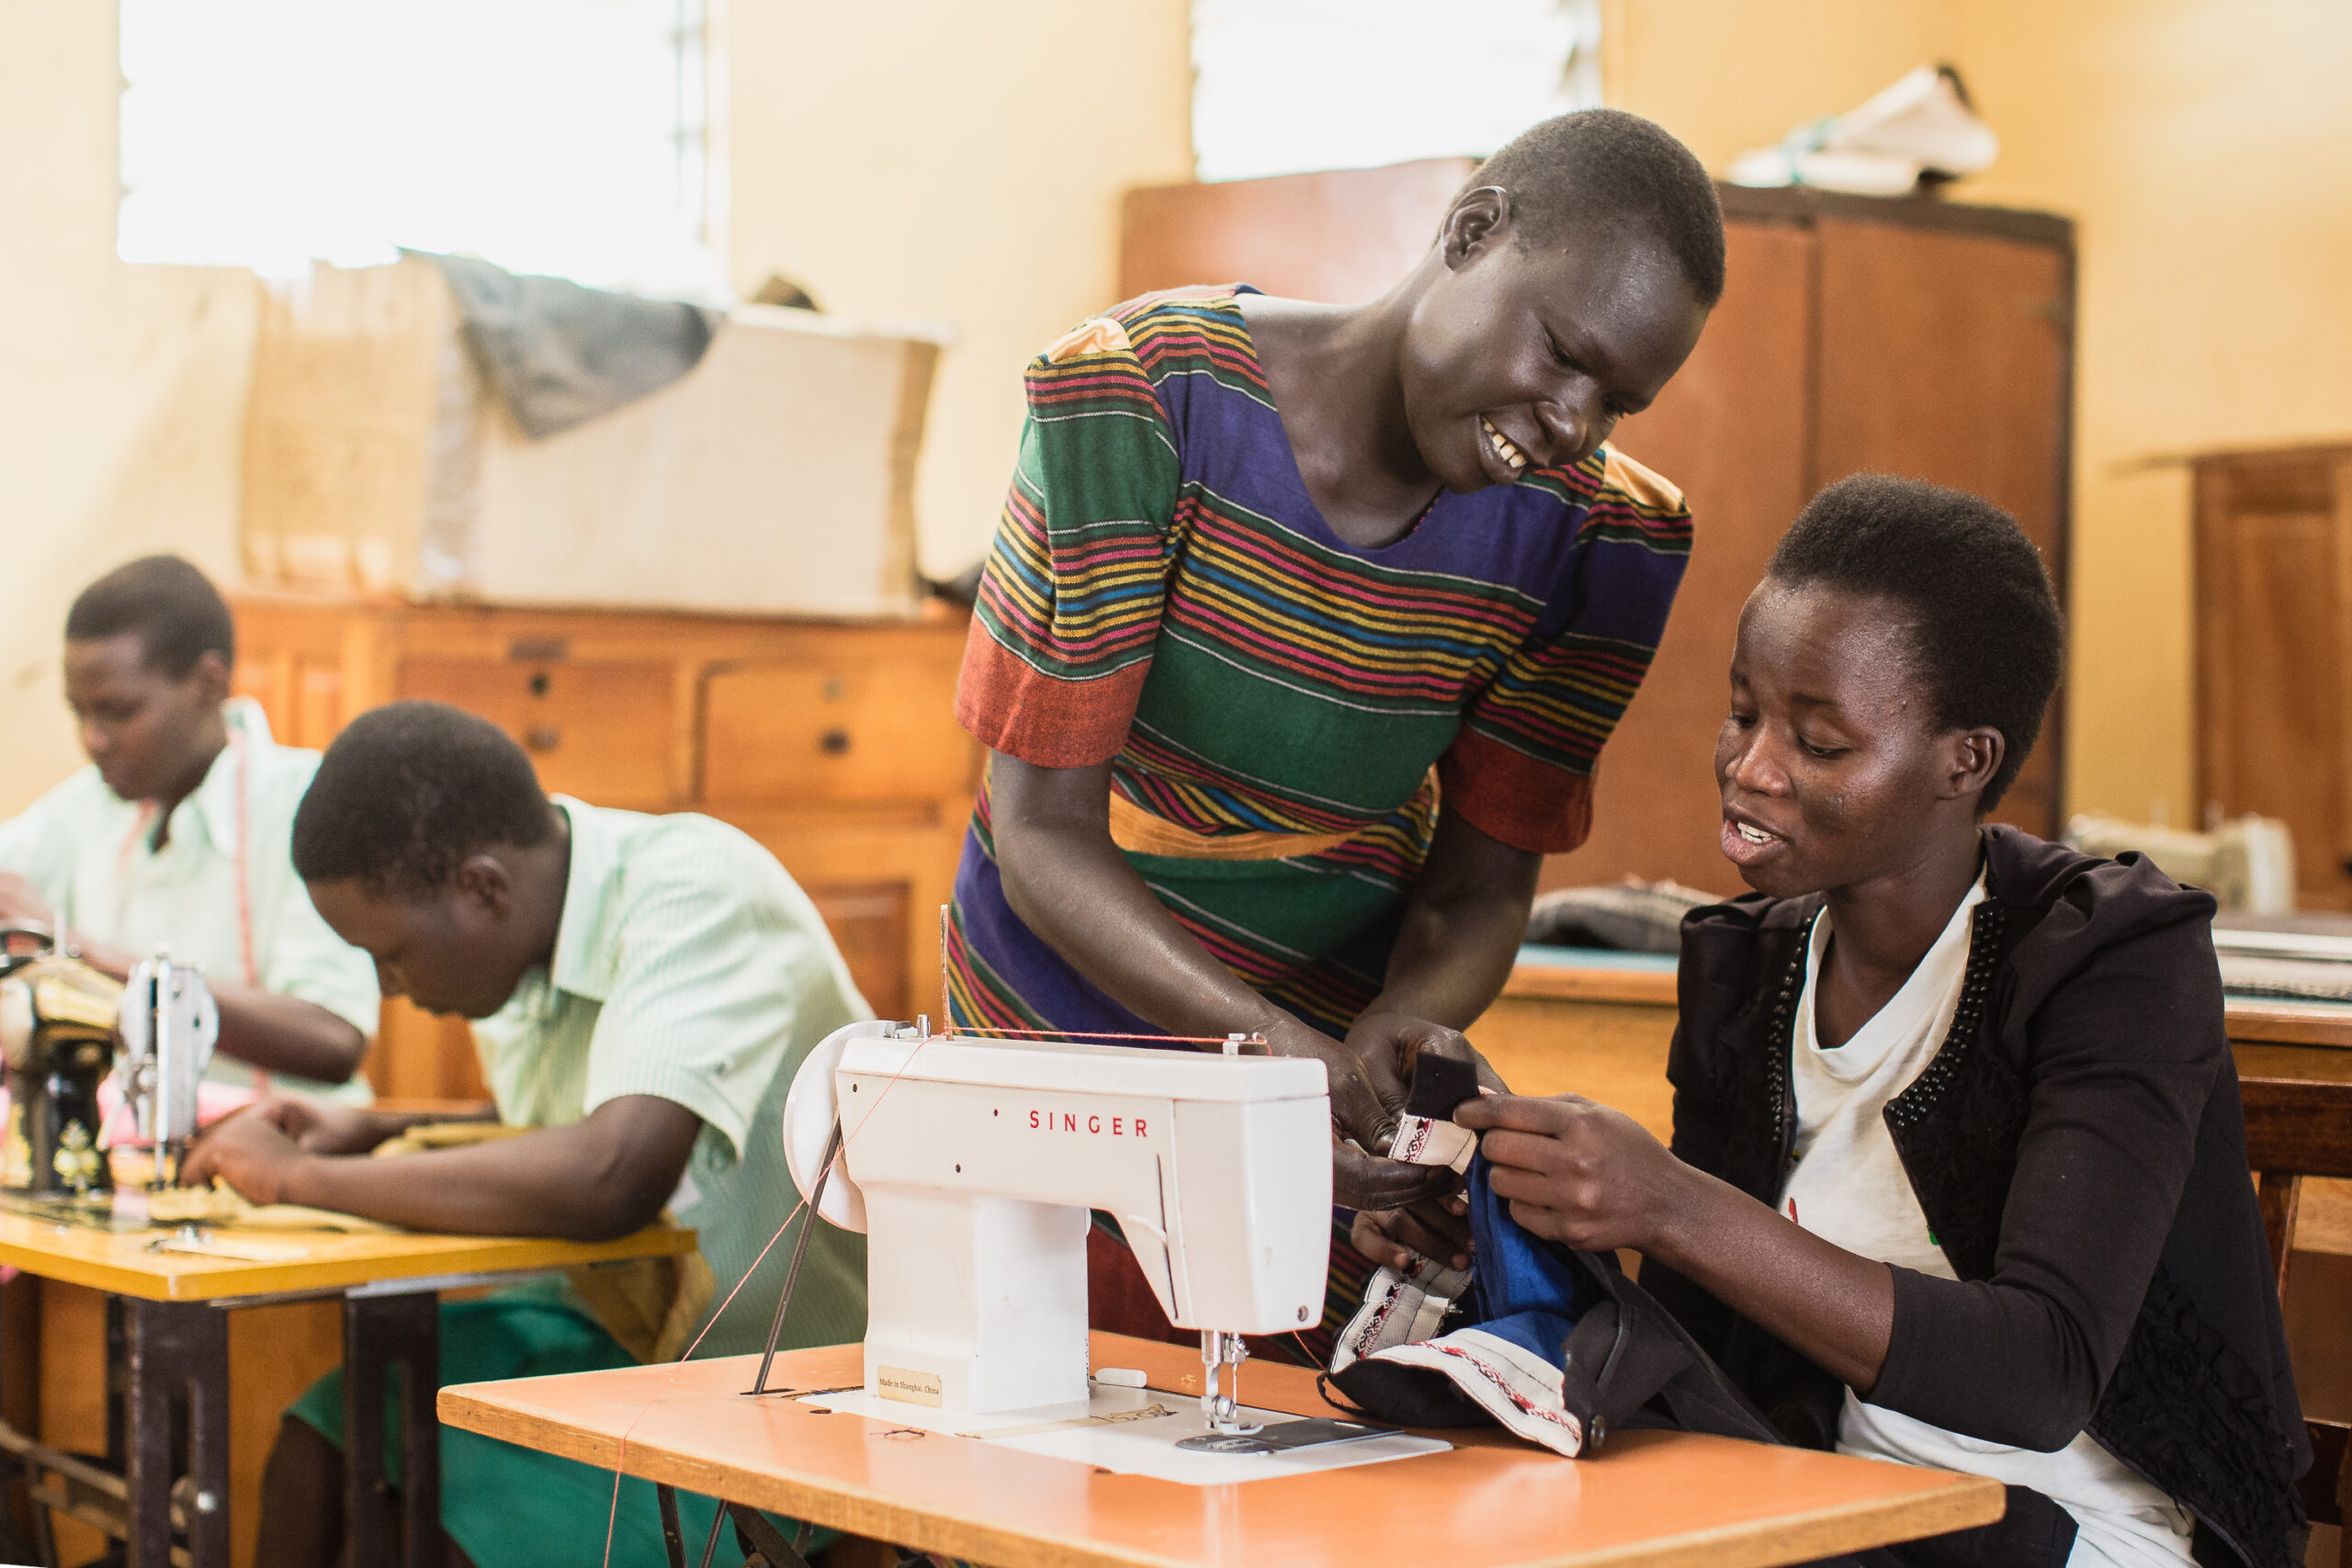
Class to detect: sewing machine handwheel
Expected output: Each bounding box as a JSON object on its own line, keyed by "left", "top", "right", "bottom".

{"left": 781, "top": 1021, "right": 885, "bottom": 1233}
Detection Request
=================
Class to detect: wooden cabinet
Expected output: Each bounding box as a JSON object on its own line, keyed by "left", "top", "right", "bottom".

{"left": 2193, "top": 445, "right": 2352, "bottom": 908}
{"left": 230, "top": 593, "right": 984, "bottom": 1099}
{"left": 1120, "top": 175, "right": 2075, "bottom": 897}
{"left": 1569, "top": 191, "right": 2074, "bottom": 894}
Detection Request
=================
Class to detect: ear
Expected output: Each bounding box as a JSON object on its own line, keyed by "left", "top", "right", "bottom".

{"left": 1440, "top": 186, "right": 1512, "bottom": 270}
{"left": 451, "top": 853, "right": 517, "bottom": 921}
{"left": 1939, "top": 727, "right": 2006, "bottom": 805}
{"left": 187, "top": 649, "right": 232, "bottom": 706}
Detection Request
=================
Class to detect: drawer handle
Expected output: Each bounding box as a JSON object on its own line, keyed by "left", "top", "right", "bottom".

{"left": 525, "top": 725, "right": 562, "bottom": 753}
{"left": 819, "top": 728, "right": 852, "bottom": 756}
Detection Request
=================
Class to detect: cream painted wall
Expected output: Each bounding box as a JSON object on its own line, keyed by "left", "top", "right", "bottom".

{"left": 724, "top": 0, "right": 1195, "bottom": 581}
{"left": 1600, "top": 0, "right": 1959, "bottom": 173}
{"left": 7, "top": 0, "right": 2340, "bottom": 834}
{"left": 1604, "top": 0, "right": 2352, "bottom": 828}
{"left": 1955, "top": 0, "right": 2352, "bottom": 827}
{"left": 0, "top": 1, "right": 256, "bottom": 816}
{"left": 0, "top": 0, "right": 1193, "bottom": 818}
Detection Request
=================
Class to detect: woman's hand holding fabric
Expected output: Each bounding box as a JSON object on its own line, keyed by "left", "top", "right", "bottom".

{"left": 1350, "top": 1191, "right": 1474, "bottom": 1273}
{"left": 1456, "top": 1092, "right": 1898, "bottom": 1393}
{"left": 1452, "top": 1092, "right": 1689, "bottom": 1252}
{"left": 1259, "top": 1014, "right": 1454, "bottom": 1210}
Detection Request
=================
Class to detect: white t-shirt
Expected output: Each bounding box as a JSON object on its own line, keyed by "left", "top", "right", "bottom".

{"left": 1781, "top": 875, "right": 2194, "bottom": 1568}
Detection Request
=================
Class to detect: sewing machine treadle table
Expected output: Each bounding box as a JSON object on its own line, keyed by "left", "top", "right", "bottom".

{"left": 439, "top": 1331, "right": 2004, "bottom": 1568}
{"left": 0, "top": 1212, "right": 695, "bottom": 1568}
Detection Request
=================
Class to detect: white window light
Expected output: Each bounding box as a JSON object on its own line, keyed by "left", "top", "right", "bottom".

{"left": 1190, "top": 0, "right": 1602, "bottom": 184}
{"left": 118, "top": 0, "right": 720, "bottom": 299}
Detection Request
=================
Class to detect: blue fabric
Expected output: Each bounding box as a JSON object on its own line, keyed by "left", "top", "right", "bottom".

{"left": 1462, "top": 1153, "right": 1596, "bottom": 1363}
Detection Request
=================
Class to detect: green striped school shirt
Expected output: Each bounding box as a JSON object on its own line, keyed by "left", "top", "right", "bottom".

{"left": 471, "top": 798, "right": 869, "bottom": 1358}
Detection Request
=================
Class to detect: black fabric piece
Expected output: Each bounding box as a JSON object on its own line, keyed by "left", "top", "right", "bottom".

{"left": 1645, "top": 826, "right": 2311, "bottom": 1568}
{"left": 1404, "top": 1052, "right": 1481, "bottom": 1120}
{"left": 1786, "top": 1485, "right": 2077, "bottom": 1568}
{"left": 1329, "top": 1246, "right": 1781, "bottom": 1451}
{"left": 1875, "top": 1484, "right": 2078, "bottom": 1567}
{"left": 424, "top": 253, "right": 721, "bottom": 439}
{"left": 1324, "top": 1359, "right": 1495, "bottom": 1428}
{"left": 1524, "top": 878, "right": 1712, "bottom": 953}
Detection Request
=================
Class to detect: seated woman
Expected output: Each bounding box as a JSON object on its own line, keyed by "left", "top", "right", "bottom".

{"left": 1369, "top": 476, "right": 2306, "bottom": 1567}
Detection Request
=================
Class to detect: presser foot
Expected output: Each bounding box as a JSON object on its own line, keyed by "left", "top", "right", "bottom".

{"left": 1199, "top": 1330, "right": 1262, "bottom": 1438}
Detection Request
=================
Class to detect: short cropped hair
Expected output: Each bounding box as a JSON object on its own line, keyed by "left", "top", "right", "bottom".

{"left": 65, "top": 556, "right": 235, "bottom": 678}
{"left": 1766, "top": 475, "right": 2064, "bottom": 812}
{"left": 292, "top": 702, "right": 554, "bottom": 897}
{"left": 1471, "top": 109, "right": 1726, "bottom": 307}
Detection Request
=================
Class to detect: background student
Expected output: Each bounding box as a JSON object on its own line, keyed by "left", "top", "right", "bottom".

{"left": 0, "top": 555, "right": 377, "bottom": 1097}
{"left": 183, "top": 700, "right": 867, "bottom": 1568}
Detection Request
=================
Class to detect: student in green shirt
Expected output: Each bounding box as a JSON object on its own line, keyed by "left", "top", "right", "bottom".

{"left": 0, "top": 556, "right": 377, "bottom": 1097}
{"left": 184, "top": 700, "right": 869, "bottom": 1568}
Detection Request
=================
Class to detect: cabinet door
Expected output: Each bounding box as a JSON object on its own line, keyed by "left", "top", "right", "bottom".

{"left": 397, "top": 655, "right": 677, "bottom": 810}
{"left": 1814, "top": 219, "right": 2074, "bottom": 836}
{"left": 2196, "top": 455, "right": 2352, "bottom": 907}
{"left": 1542, "top": 220, "right": 1816, "bottom": 897}
{"left": 719, "top": 816, "right": 969, "bottom": 1023}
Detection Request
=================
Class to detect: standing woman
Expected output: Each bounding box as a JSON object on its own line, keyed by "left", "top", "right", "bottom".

{"left": 944, "top": 110, "right": 1721, "bottom": 1234}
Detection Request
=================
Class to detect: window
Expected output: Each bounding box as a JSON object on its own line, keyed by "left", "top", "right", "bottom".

{"left": 1190, "top": 0, "right": 1602, "bottom": 183}
{"left": 118, "top": 0, "right": 718, "bottom": 298}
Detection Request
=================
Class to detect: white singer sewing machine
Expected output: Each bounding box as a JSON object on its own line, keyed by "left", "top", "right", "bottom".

{"left": 778, "top": 1020, "right": 1450, "bottom": 1484}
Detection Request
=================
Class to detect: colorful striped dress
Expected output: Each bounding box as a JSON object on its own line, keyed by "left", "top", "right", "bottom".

{"left": 945, "top": 287, "right": 1691, "bottom": 1348}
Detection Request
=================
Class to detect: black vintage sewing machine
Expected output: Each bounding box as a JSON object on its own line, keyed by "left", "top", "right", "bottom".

{"left": 0, "top": 924, "right": 217, "bottom": 1204}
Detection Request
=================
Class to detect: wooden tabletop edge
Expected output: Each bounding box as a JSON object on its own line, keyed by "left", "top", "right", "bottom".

{"left": 1501, "top": 964, "right": 1679, "bottom": 1006}
{"left": 436, "top": 1386, "right": 1182, "bottom": 1568}
{"left": 1554, "top": 1470, "right": 2007, "bottom": 1568}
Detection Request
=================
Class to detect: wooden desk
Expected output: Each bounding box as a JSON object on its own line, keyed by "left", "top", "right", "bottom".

{"left": 440, "top": 1332, "right": 2003, "bottom": 1568}
{"left": 0, "top": 1213, "right": 694, "bottom": 1568}
{"left": 1477, "top": 950, "right": 2352, "bottom": 1254}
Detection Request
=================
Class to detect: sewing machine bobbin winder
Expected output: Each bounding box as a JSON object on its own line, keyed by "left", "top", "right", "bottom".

{"left": 775, "top": 1019, "right": 1450, "bottom": 1485}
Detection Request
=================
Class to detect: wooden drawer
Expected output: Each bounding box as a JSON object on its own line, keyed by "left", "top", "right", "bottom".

{"left": 398, "top": 655, "right": 676, "bottom": 809}
{"left": 702, "top": 656, "right": 975, "bottom": 807}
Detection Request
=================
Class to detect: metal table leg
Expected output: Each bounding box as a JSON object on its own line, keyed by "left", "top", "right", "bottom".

{"left": 342, "top": 1292, "right": 441, "bottom": 1568}
{"left": 125, "top": 1299, "right": 229, "bottom": 1568}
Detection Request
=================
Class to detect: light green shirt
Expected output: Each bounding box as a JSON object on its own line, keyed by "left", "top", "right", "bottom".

{"left": 0, "top": 698, "right": 379, "bottom": 1102}
{"left": 471, "top": 797, "right": 871, "bottom": 1358}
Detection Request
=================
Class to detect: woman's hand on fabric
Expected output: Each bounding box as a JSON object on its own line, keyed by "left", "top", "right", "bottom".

{"left": 1332, "top": 1135, "right": 1460, "bottom": 1210}
{"left": 1342, "top": 1011, "right": 1509, "bottom": 1103}
{"left": 1350, "top": 1190, "right": 1474, "bottom": 1273}
{"left": 1261, "top": 1015, "right": 1397, "bottom": 1151}
{"left": 1452, "top": 1092, "right": 1690, "bottom": 1253}
{"left": 1259, "top": 1017, "right": 1463, "bottom": 1208}
{"left": 179, "top": 1106, "right": 310, "bottom": 1205}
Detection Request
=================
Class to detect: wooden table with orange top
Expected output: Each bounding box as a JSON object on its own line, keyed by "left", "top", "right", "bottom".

{"left": 0, "top": 1209, "right": 695, "bottom": 1568}
{"left": 438, "top": 1331, "right": 2004, "bottom": 1568}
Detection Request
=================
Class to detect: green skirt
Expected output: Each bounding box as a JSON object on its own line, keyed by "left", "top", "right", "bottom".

{"left": 290, "top": 1291, "right": 827, "bottom": 1568}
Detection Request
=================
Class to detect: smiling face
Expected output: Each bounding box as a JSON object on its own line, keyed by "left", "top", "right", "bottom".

{"left": 62, "top": 635, "right": 229, "bottom": 805}
{"left": 1399, "top": 196, "right": 1709, "bottom": 492}
{"left": 1713, "top": 581, "right": 2003, "bottom": 900}
{"left": 307, "top": 866, "right": 536, "bottom": 1020}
